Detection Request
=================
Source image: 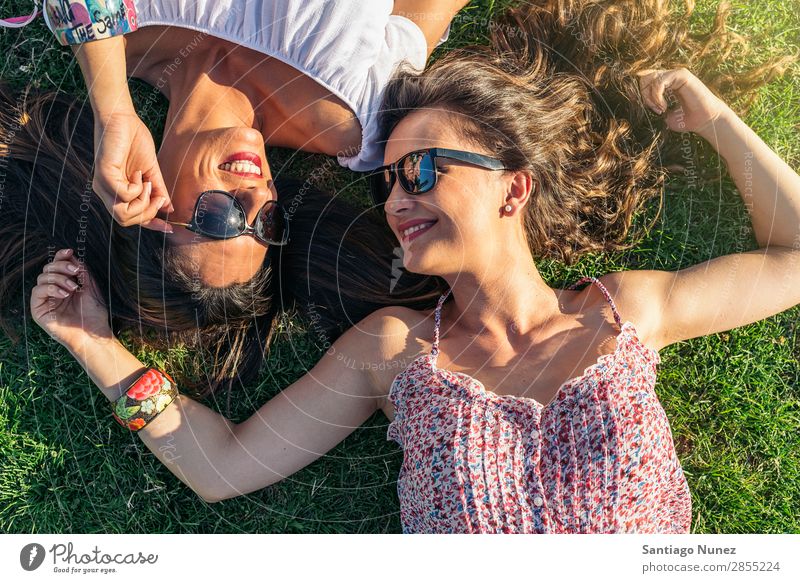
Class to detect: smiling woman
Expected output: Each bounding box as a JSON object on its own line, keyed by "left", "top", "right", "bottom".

{"left": 20, "top": 0, "right": 800, "bottom": 534}
{"left": 0, "top": 0, "right": 463, "bottom": 395}
{"left": 67, "top": 0, "right": 463, "bottom": 287}
{"left": 0, "top": 83, "right": 440, "bottom": 397}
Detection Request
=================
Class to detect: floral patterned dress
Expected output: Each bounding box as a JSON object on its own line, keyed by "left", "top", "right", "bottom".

{"left": 387, "top": 277, "right": 692, "bottom": 533}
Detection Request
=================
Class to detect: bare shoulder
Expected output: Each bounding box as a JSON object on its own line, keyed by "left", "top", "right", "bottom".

{"left": 358, "top": 305, "right": 432, "bottom": 357}
{"left": 349, "top": 306, "right": 434, "bottom": 396}
{"left": 595, "top": 270, "right": 673, "bottom": 350}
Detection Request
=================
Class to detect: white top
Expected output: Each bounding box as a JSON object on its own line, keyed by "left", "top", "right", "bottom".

{"left": 132, "top": 0, "right": 442, "bottom": 171}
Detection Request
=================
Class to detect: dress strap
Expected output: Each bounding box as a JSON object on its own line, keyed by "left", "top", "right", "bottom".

{"left": 568, "top": 276, "right": 623, "bottom": 329}
{"left": 430, "top": 289, "right": 452, "bottom": 359}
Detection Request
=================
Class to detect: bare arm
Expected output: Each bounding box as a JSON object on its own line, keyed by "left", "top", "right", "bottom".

{"left": 30, "top": 253, "right": 391, "bottom": 503}
{"left": 69, "top": 36, "right": 173, "bottom": 229}
{"left": 392, "top": 0, "right": 470, "bottom": 57}
{"left": 615, "top": 69, "right": 800, "bottom": 349}
{"left": 72, "top": 36, "right": 134, "bottom": 119}
{"left": 74, "top": 328, "right": 382, "bottom": 502}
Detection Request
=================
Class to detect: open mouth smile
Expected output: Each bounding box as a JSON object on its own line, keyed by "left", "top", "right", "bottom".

{"left": 219, "top": 152, "right": 263, "bottom": 178}
{"left": 399, "top": 220, "right": 438, "bottom": 243}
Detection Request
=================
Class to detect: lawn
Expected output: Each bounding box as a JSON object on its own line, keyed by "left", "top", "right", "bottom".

{"left": 0, "top": 0, "right": 798, "bottom": 533}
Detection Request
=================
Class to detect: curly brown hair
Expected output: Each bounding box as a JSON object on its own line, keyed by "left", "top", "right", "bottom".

{"left": 379, "top": 0, "right": 794, "bottom": 264}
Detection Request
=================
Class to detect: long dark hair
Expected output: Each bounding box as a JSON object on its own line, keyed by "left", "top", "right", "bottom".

{"left": 379, "top": 0, "right": 793, "bottom": 264}
{"left": 0, "top": 84, "right": 442, "bottom": 397}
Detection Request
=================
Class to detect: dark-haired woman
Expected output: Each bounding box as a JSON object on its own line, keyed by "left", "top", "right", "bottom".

{"left": 1, "top": 0, "right": 464, "bottom": 392}
{"left": 37, "top": 0, "right": 464, "bottom": 286}
{"left": 31, "top": 3, "right": 800, "bottom": 532}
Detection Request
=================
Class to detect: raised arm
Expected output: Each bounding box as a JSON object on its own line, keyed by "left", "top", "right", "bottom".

{"left": 31, "top": 250, "right": 384, "bottom": 502}
{"left": 44, "top": 0, "right": 172, "bottom": 231}
{"left": 611, "top": 68, "right": 800, "bottom": 350}
{"left": 392, "top": 0, "right": 470, "bottom": 57}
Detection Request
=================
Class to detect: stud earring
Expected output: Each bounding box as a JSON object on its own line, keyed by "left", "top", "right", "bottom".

{"left": 504, "top": 204, "right": 513, "bottom": 214}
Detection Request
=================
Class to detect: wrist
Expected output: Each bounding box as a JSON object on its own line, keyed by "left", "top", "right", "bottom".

{"left": 68, "top": 334, "right": 149, "bottom": 404}
{"left": 72, "top": 38, "right": 135, "bottom": 119}
{"left": 93, "top": 99, "right": 137, "bottom": 124}
{"left": 65, "top": 332, "right": 120, "bottom": 365}
{"left": 695, "top": 104, "right": 738, "bottom": 142}
{"left": 45, "top": 0, "right": 138, "bottom": 46}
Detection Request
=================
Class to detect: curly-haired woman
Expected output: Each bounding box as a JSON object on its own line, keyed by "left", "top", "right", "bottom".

{"left": 30, "top": 2, "right": 800, "bottom": 532}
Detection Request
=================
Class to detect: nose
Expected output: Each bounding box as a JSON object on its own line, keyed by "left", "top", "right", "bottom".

{"left": 384, "top": 182, "right": 416, "bottom": 217}
{"left": 233, "top": 181, "right": 277, "bottom": 224}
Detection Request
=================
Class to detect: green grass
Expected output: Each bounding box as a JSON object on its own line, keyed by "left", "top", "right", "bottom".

{"left": 1, "top": 0, "right": 798, "bottom": 533}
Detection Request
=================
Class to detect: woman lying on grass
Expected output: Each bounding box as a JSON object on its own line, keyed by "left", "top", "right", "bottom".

{"left": 1, "top": 0, "right": 463, "bottom": 394}
{"left": 30, "top": 2, "right": 800, "bottom": 533}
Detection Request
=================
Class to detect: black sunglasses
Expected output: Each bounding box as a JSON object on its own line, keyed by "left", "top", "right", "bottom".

{"left": 167, "top": 190, "right": 289, "bottom": 246}
{"left": 369, "top": 148, "right": 508, "bottom": 207}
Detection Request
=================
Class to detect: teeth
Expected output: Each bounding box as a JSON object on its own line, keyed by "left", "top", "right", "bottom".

{"left": 402, "top": 222, "right": 435, "bottom": 238}
{"left": 220, "top": 160, "right": 262, "bottom": 176}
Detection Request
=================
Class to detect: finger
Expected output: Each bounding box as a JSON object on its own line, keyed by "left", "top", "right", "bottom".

{"left": 140, "top": 192, "right": 174, "bottom": 233}
{"left": 112, "top": 181, "right": 152, "bottom": 226}
{"left": 94, "top": 169, "right": 144, "bottom": 205}
{"left": 636, "top": 70, "right": 663, "bottom": 114}
{"left": 635, "top": 69, "right": 659, "bottom": 88}
{"left": 43, "top": 259, "right": 81, "bottom": 277}
{"left": 647, "top": 71, "right": 670, "bottom": 113}
{"left": 160, "top": 196, "right": 174, "bottom": 214}
{"left": 654, "top": 69, "right": 692, "bottom": 113}
{"left": 37, "top": 271, "right": 80, "bottom": 292}
{"left": 32, "top": 281, "right": 71, "bottom": 299}
{"left": 143, "top": 162, "right": 173, "bottom": 211}
{"left": 51, "top": 252, "right": 84, "bottom": 276}
{"left": 126, "top": 180, "right": 153, "bottom": 215}
{"left": 119, "top": 169, "right": 147, "bottom": 202}
{"left": 49, "top": 254, "right": 83, "bottom": 282}
{"left": 30, "top": 281, "right": 69, "bottom": 307}
{"left": 141, "top": 217, "right": 174, "bottom": 234}
{"left": 34, "top": 280, "right": 75, "bottom": 300}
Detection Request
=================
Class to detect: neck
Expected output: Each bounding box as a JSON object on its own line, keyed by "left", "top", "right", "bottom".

{"left": 161, "top": 48, "right": 264, "bottom": 136}
{"left": 441, "top": 250, "right": 561, "bottom": 341}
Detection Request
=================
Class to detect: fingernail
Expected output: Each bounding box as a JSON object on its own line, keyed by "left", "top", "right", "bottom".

{"left": 58, "top": 288, "right": 70, "bottom": 297}
{"left": 67, "top": 280, "right": 79, "bottom": 290}
{"left": 67, "top": 264, "right": 79, "bottom": 273}
{"left": 165, "top": 225, "right": 174, "bottom": 234}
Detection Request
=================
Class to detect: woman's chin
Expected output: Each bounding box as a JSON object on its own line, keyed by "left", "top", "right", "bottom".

{"left": 401, "top": 240, "right": 462, "bottom": 277}
{"left": 402, "top": 256, "right": 443, "bottom": 278}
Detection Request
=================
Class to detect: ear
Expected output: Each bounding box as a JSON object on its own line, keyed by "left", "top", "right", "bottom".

{"left": 502, "top": 171, "right": 535, "bottom": 216}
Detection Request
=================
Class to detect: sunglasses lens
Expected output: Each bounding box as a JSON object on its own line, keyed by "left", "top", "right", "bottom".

{"left": 369, "top": 168, "right": 393, "bottom": 207}
{"left": 255, "top": 201, "right": 287, "bottom": 244}
{"left": 195, "top": 191, "right": 245, "bottom": 237}
{"left": 398, "top": 152, "right": 436, "bottom": 194}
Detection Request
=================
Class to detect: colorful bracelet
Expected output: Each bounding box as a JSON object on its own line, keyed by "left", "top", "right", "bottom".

{"left": 112, "top": 368, "right": 177, "bottom": 432}
{"left": 44, "top": 0, "right": 138, "bottom": 46}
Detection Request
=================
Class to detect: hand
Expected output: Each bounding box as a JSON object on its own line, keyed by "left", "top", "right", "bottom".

{"left": 30, "top": 249, "right": 114, "bottom": 352}
{"left": 637, "top": 68, "right": 732, "bottom": 136}
{"left": 93, "top": 110, "right": 174, "bottom": 232}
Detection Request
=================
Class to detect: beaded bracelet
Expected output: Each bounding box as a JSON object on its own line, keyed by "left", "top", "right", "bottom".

{"left": 111, "top": 368, "right": 177, "bottom": 432}
{"left": 44, "top": 0, "right": 138, "bottom": 46}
